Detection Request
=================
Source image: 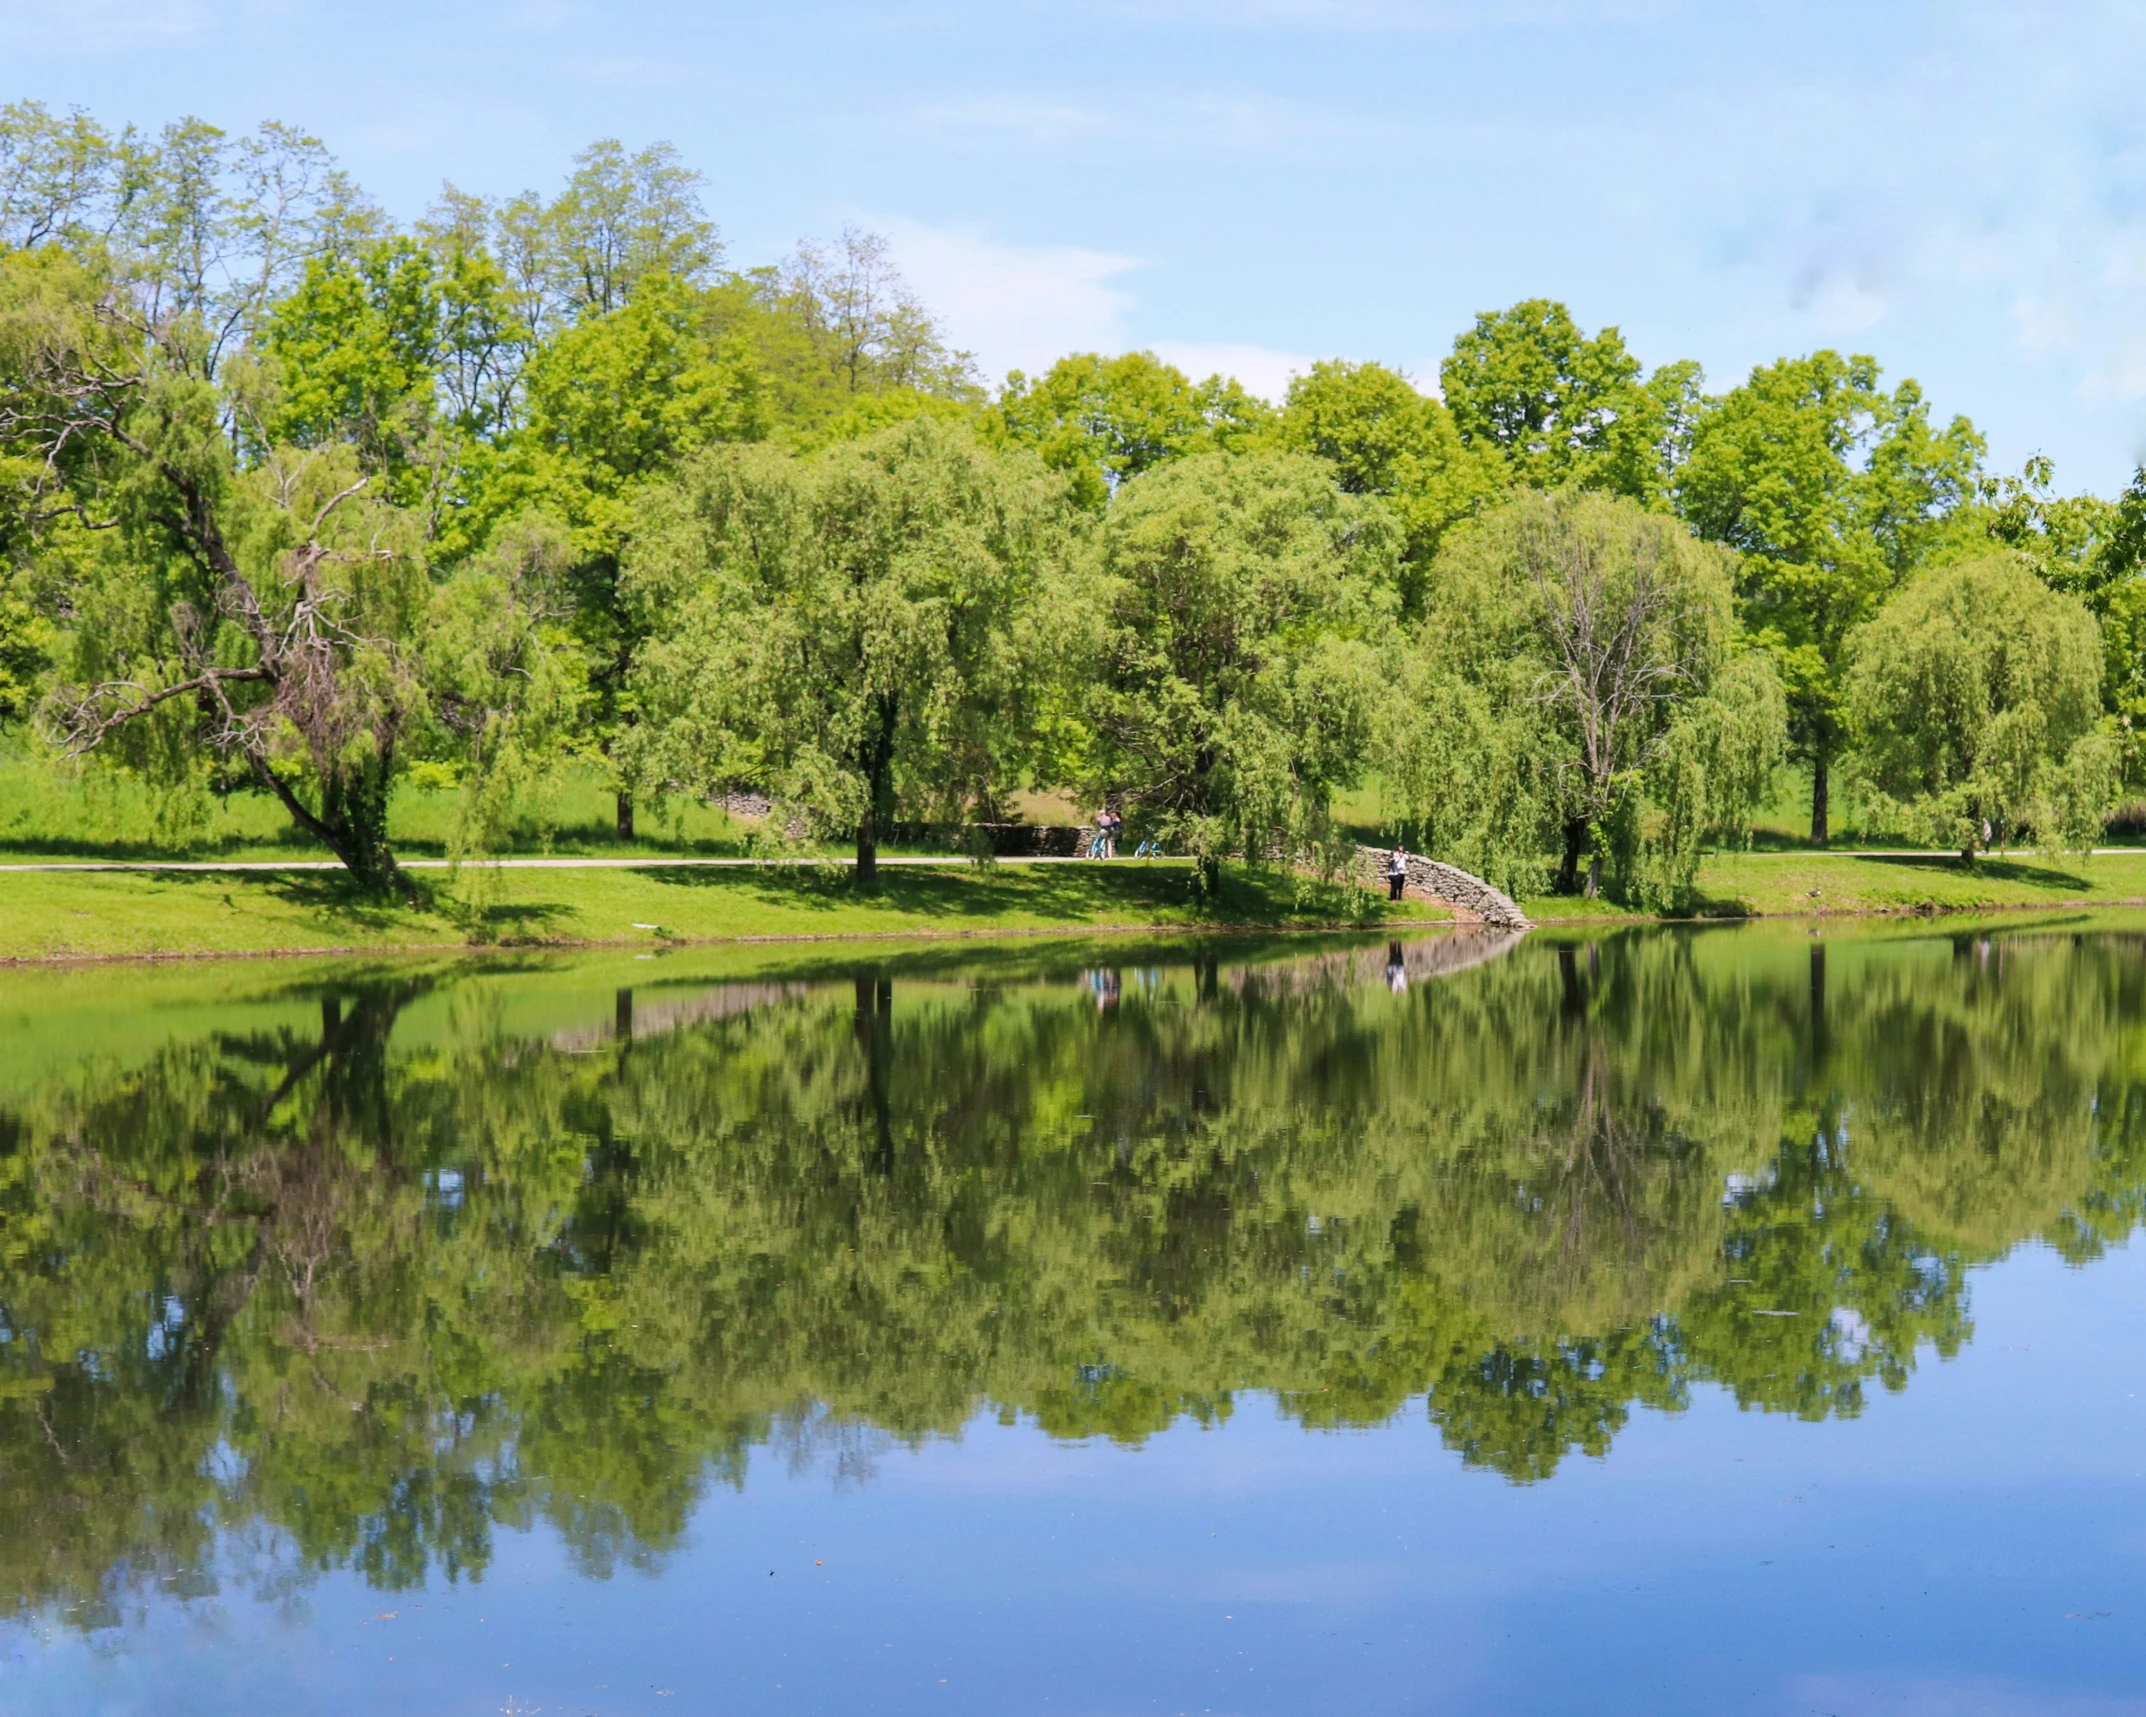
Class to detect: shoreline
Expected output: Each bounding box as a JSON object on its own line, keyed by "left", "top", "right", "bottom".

{"left": 6, "top": 887, "right": 2144, "bottom": 970}
{"left": 0, "top": 916, "right": 1461, "bottom": 971}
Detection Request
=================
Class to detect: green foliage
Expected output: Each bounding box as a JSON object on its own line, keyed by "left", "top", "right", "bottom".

{"left": 990, "top": 350, "right": 1274, "bottom": 510}
{"left": 261, "top": 235, "right": 526, "bottom": 496}
{"left": 421, "top": 513, "right": 584, "bottom": 874}
{"left": 1676, "top": 350, "right": 1984, "bottom": 838}
{"left": 12, "top": 98, "right": 2146, "bottom": 886}
{"left": 1277, "top": 359, "right": 1507, "bottom": 606}
{"left": 623, "top": 417, "right": 1076, "bottom": 875}
{"left": 1086, "top": 450, "right": 1399, "bottom": 881}
{"left": 1439, "top": 299, "right": 1697, "bottom": 503}
{"left": 1846, "top": 554, "right": 2113, "bottom": 855}
{"left": 0, "top": 576, "right": 49, "bottom": 724}
{"left": 473, "top": 137, "right": 722, "bottom": 339}
{"left": 1401, "top": 491, "right": 1785, "bottom": 904}
{"left": 1970, "top": 457, "right": 2146, "bottom": 781}
{"left": 489, "top": 273, "right": 767, "bottom": 558}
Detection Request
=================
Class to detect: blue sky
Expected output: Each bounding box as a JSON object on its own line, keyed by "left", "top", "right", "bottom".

{"left": 8, "top": 0, "right": 2146, "bottom": 491}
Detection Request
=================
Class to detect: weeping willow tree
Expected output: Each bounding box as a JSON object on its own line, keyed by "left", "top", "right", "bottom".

{"left": 1846, "top": 553, "right": 2117, "bottom": 858}
{"left": 1084, "top": 450, "right": 1402, "bottom": 887}
{"left": 1381, "top": 490, "right": 1786, "bottom": 905}
{"left": 621, "top": 416, "right": 1076, "bottom": 884}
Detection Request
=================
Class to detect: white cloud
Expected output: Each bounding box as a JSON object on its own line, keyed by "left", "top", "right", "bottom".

{"left": 875, "top": 218, "right": 1141, "bottom": 382}
{"left": 1148, "top": 340, "right": 1313, "bottom": 401}
{"left": 876, "top": 224, "right": 1312, "bottom": 395}
{"left": 0, "top": 0, "right": 210, "bottom": 48}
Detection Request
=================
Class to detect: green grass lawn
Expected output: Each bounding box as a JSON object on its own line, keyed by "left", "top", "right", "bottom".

{"left": 0, "top": 747, "right": 765, "bottom": 861}
{"left": 1524, "top": 847, "right": 2146, "bottom": 922}
{"left": 0, "top": 860, "right": 1454, "bottom": 962}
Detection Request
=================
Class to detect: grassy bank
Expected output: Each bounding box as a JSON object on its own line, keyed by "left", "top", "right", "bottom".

{"left": 1524, "top": 847, "right": 2146, "bottom": 922}
{"left": 0, "top": 860, "right": 1452, "bottom": 963}
{"left": 8, "top": 827, "right": 2146, "bottom": 967}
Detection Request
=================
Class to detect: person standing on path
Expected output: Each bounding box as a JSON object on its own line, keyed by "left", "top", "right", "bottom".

{"left": 1387, "top": 845, "right": 1410, "bottom": 903}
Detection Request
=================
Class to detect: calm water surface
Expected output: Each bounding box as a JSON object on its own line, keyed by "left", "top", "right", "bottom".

{"left": 0, "top": 921, "right": 2142, "bottom": 1715}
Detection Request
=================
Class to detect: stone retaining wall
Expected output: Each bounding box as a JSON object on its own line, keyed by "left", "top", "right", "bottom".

{"left": 1360, "top": 847, "right": 1531, "bottom": 930}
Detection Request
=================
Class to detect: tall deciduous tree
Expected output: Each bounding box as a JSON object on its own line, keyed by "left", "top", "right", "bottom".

{"left": 1846, "top": 555, "right": 2113, "bottom": 858}
{"left": 623, "top": 417, "right": 1073, "bottom": 882}
{"left": 778, "top": 224, "right": 974, "bottom": 399}
{"left": 0, "top": 101, "right": 129, "bottom": 250}
{"left": 481, "top": 138, "right": 720, "bottom": 340}
{"left": 261, "top": 233, "right": 526, "bottom": 497}
{"left": 1087, "top": 450, "right": 1400, "bottom": 886}
{"left": 469, "top": 273, "right": 767, "bottom": 836}
{"left": 1976, "top": 457, "right": 2146, "bottom": 781}
{"left": 1277, "top": 358, "right": 1507, "bottom": 612}
{"left": 1675, "top": 350, "right": 1982, "bottom": 842}
{"left": 990, "top": 351, "right": 1272, "bottom": 511}
{"left": 1439, "top": 300, "right": 1699, "bottom": 504}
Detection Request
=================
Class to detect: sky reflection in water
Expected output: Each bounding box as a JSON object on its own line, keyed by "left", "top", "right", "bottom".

{"left": 0, "top": 921, "right": 2141, "bottom": 1715}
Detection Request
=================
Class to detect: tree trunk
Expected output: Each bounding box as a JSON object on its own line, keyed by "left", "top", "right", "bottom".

{"left": 855, "top": 695, "right": 898, "bottom": 892}
{"left": 615, "top": 790, "right": 634, "bottom": 842}
{"left": 1584, "top": 851, "right": 1603, "bottom": 899}
{"left": 1810, "top": 754, "right": 1830, "bottom": 846}
{"left": 253, "top": 748, "right": 412, "bottom": 901}
{"left": 318, "top": 760, "right": 411, "bottom": 900}
{"left": 856, "top": 803, "right": 879, "bottom": 889}
{"left": 1556, "top": 818, "right": 1589, "bottom": 895}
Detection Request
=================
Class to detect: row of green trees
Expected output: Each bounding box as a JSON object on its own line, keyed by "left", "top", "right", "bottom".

{"left": 1, "top": 106, "right": 2137, "bottom": 900}
{"left": 1, "top": 924, "right": 2138, "bottom": 1616}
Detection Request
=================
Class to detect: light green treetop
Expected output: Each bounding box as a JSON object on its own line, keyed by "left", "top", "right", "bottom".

{"left": 1439, "top": 299, "right": 1699, "bottom": 504}
{"left": 1277, "top": 358, "right": 1508, "bottom": 610}
{"left": 990, "top": 350, "right": 1274, "bottom": 511}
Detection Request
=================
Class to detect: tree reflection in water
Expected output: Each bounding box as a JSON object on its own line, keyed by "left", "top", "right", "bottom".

{"left": 0, "top": 923, "right": 2140, "bottom": 1621}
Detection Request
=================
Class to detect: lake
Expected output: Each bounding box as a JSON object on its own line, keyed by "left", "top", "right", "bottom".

{"left": 0, "top": 919, "right": 2141, "bottom": 1715}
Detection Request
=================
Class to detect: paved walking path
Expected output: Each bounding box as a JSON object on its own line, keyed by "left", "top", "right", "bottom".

{"left": 0, "top": 854, "right": 1124, "bottom": 873}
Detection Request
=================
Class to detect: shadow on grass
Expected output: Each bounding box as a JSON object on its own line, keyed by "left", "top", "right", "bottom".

{"left": 1742, "top": 827, "right": 1928, "bottom": 854}
{"left": 1855, "top": 853, "right": 2094, "bottom": 892}
{"left": 131, "top": 867, "right": 459, "bottom": 935}
{"left": 0, "top": 827, "right": 755, "bottom": 864}
{"left": 0, "top": 833, "right": 334, "bottom": 862}
{"left": 638, "top": 860, "right": 1395, "bottom": 930}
